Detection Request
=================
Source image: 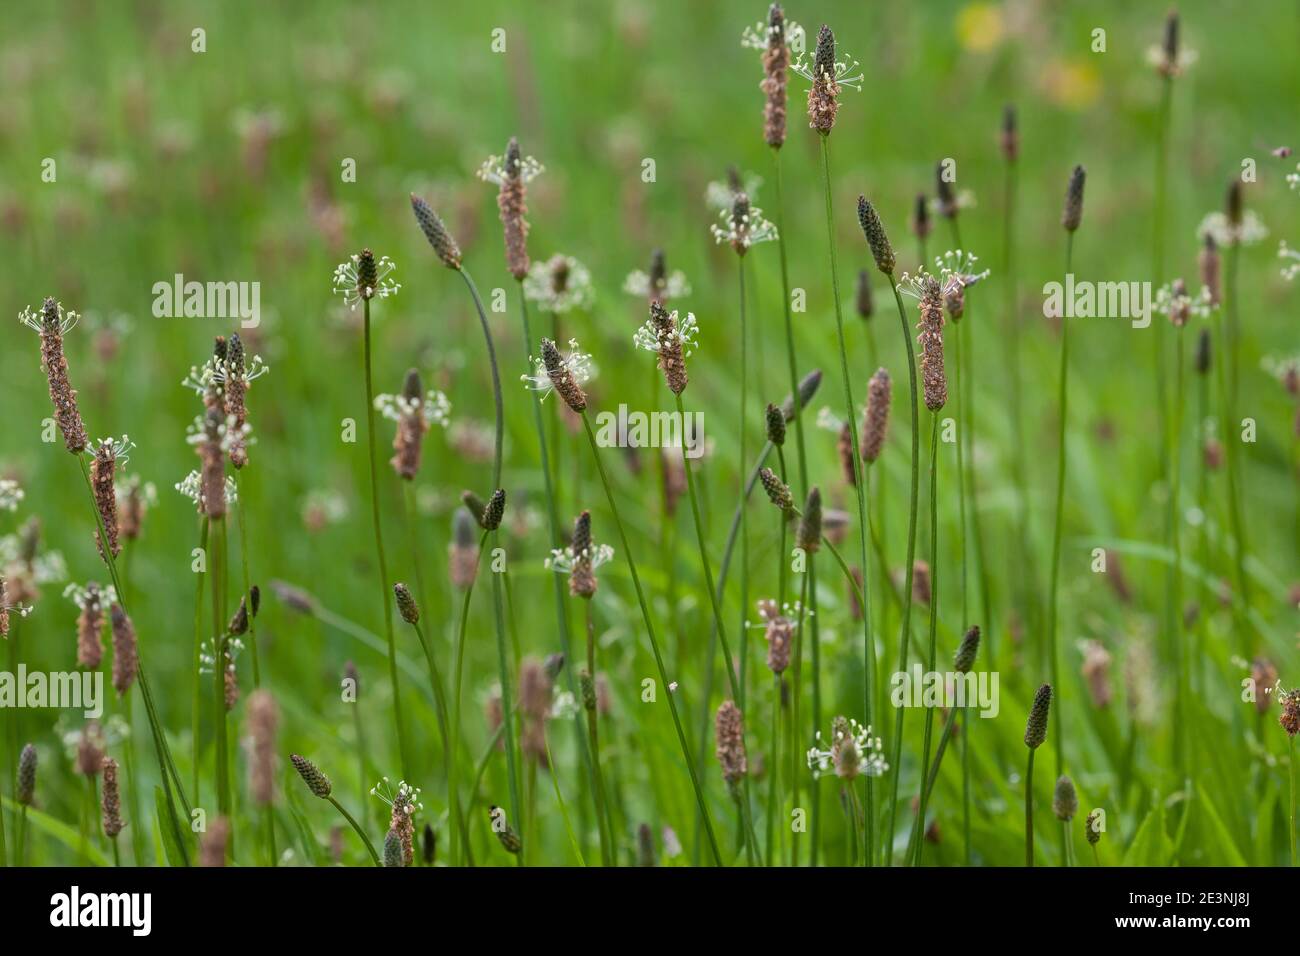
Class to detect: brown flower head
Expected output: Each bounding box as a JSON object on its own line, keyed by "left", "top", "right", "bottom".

{"left": 781, "top": 368, "right": 824, "bottom": 420}
{"left": 953, "top": 625, "right": 981, "bottom": 674}
{"left": 860, "top": 367, "right": 891, "bottom": 463}
{"left": 1251, "top": 658, "right": 1278, "bottom": 715}
{"left": 916, "top": 276, "right": 948, "bottom": 411}
{"left": 1052, "top": 775, "right": 1078, "bottom": 821}
{"left": 837, "top": 422, "right": 857, "bottom": 486}
{"left": 201, "top": 817, "right": 229, "bottom": 867}
{"left": 90, "top": 437, "right": 129, "bottom": 561}
{"left": 1000, "top": 104, "right": 1019, "bottom": 161}
{"left": 118, "top": 475, "right": 151, "bottom": 540}
{"left": 198, "top": 407, "right": 227, "bottom": 520}
{"left": 21, "top": 298, "right": 88, "bottom": 454}
{"left": 642, "top": 302, "right": 690, "bottom": 395}
{"left": 75, "top": 721, "right": 106, "bottom": 777}
{"left": 912, "top": 192, "right": 932, "bottom": 240}
{"left": 291, "top": 753, "right": 332, "bottom": 798}
{"left": 1194, "top": 327, "right": 1212, "bottom": 376}
{"left": 765, "top": 402, "right": 786, "bottom": 447}
{"left": 764, "top": 614, "right": 793, "bottom": 674}
{"left": 1081, "top": 639, "right": 1113, "bottom": 709}
{"left": 855, "top": 267, "right": 874, "bottom": 319}
{"left": 566, "top": 510, "right": 599, "bottom": 599}
{"left": 760, "top": 4, "right": 790, "bottom": 148}
{"left": 759, "top": 466, "right": 794, "bottom": 515}
{"left": 492, "top": 137, "right": 533, "bottom": 280}
{"left": 911, "top": 559, "right": 932, "bottom": 605}
{"left": 1199, "top": 234, "right": 1220, "bottom": 306}
{"left": 805, "top": 25, "right": 844, "bottom": 135}
{"left": 935, "top": 162, "right": 958, "bottom": 220}
{"left": 17, "top": 742, "right": 36, "bottom": 805}
{"left": 797, "top": 486, "right": 823, "bottom": 553}
{"left": 1024, "top": 683, "right": 1052, "bottom": 749}
{"left": 246, "top": 688, "right": 278, "bottom": 807}
{"left": 714, "top": 700, "right": 748, "bottom": 790}
{"left": 1281, "top": 688, "right": 1300, "bottom": 738}
{"left": 75, "top": 582, "right": 107, "bottom": 669}
{"left": 101, "top": 756, "right": 125, "bottom": 838}
{"left": 1062, "top": 165, "right": 1086, "bottom": 232}
{"left": 536, "top": 337, "right": 589, "bottom": 412}
{"left": 394, "top": 582, "right": 419, "bottom": 625}
{"left": 856, "top": 196, "right": 896, "bottom": 275}
{"left": 224, "top": 333, "right": 251, "bottom": 468}
{"left": 448, "top": 510, "right": 480, "bottom": 590}
{"left": 409, "top": 193, "right": 463, "bottom": 270}
{"left": 110, "top": 603, "right": 138, "bottom": 696}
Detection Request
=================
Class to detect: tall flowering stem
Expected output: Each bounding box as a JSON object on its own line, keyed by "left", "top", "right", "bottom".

{"left": 872, "top": 264, "right": 923, "bottom": 866}
{"left": 1049, "top": 166, "right": 1085, "bottom": 779}
{"left": 448, "top": 529, "right": 489, "bottom": 866}
{"left": 1001, "top": 105, "right": 1029, "bottom": 664}
{"left": 815, "top": 131, "right": 875, "bottom": 867}
{"left": 362, "top": 294, "right": 410, "bottom": 780}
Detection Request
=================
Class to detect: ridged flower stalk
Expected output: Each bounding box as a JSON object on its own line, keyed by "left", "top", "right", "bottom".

{"left": 809, "top": 27, "right": 874, "bottom": 861}
{"left": 1001, "top": 104, "right": 1029, "bottom": 664}
{"left": 858, "top": 198, "right": 921, "bottom": 866}
{"left": 1048, "top": 166, "right": 1085, "bottom": 779}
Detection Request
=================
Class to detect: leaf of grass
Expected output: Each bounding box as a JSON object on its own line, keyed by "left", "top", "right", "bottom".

{"left": 1122, "top": 803, "right": 1170, "bottom": 866}
{"left": 154, "top": 786, "right": 186, "bottom": 867}
{"left": 2, "top": 795, "right": 110, "bottom": 866}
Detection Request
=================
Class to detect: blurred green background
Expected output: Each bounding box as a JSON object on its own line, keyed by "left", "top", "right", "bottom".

{"left": 2, "top": 0, "right": 1298, "bottom": 866}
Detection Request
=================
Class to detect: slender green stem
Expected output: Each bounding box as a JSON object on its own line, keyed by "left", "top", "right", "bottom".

{"left": 765, "top": 671, "right": 780, "bottom": 867}
{"left": 1046, "top": 233, "right": 1074, "bottom": 779}
{"left": 580, "top": 410, "right": 723, "bottom": 865}
{"left": 328, "top": 795, "right": 381, "bottom": 865}
{"left": 818, "top": 133, "right": 875, "bottom": 866}
{"left": 361, "top": 299, "right": 409, "bottom": 780}
{"left": 111, "top": 837, "right": 121, "bottom": 867}
{"left": 408, "top": 617, "right": 449, "bottom": 766}
{"left": 790, "top": 570, "right": 809, "bottom": 866}
{"left": 1025, "top": 748, "right": 1036, "bottom": 867}
{"left": 211, "top": 519, "right": 231, "bottom": 857}
{"left": 907, "top": 684, "right": 958, "bottom": 865}
{"left": 401, "top": 485, "right": 450, "bottom": 764}
{"left": 1171, "top": 330, "right": 1187, "bottom": 786}
{"left": 490, "top": 542, "right": 523, "bottom": 867}
{"left": 458, "top": 270, "right": 503, "bottom": 487}
{"left": 961, "top": 704, "right": 971, "bottom": 864}
{"left": 447, "top": 531, "right": 489, "bottom": 866}
{"left": 233, "top": 471, "right": 260, "bottom": 687}
{"left": 583, "top": 600, "right": 613, "bottom": 866}
{"left": 190, "top": 517, "right": 209, "bottom": 808}
{"left": 738, "top": 256, "right": 750, "bottom": 709}
{"left": 676, "top": 394, "right": 742, "bottom": 702}
{"left": 1291, "top": 736, "right": 1297, "bottom": 867}
{"left": 911, "top": 414, "right": 942, "bottom": 866}
{"left": 265, "top": 805, "right": 277, "bottom": 867}
{"left": 1062, "top": 819, "right": 1074, "bottom": 868}
{"left": 542, "top": 726, "right": 586, "bottom": 866}
{"left": 884, "top": 275, "right": 922, "bottom": 865}
{"left": 772, "top": 148, "right": 809, "bottom": 496}
{"left": 1002, "top": 150, "right": 1028, "bottom": 657}
{"left": 17, "top": 806, "right": 27, "bottom": 866}
{"left": 1221, "top": 241, "right": 1252, "bottom": 655}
